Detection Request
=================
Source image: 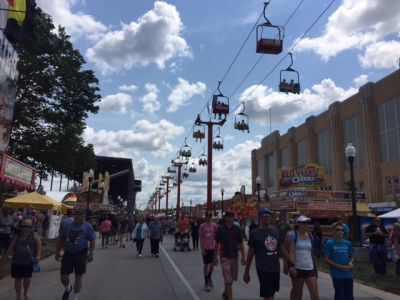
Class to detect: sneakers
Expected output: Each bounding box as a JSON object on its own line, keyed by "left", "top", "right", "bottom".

{"left": 222, "top": 292, "right": 228, "bottom": 300}
{"left": 204, "top": 283, "right": 210, "bottom": 292}
{"left": 139, "top": 254, "right": 142, "bottom": 258}
{"left": 208, "top": 278, "right": 213, "bottom": 288}
{"left": 62, "top": 285, "right": 72, "bottom": 300}
{"left": 155, "top": 253, "right": 159, "bottom": 258}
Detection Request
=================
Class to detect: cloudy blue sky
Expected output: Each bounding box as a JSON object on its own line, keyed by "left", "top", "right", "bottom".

{"left": 37, "top": 0, "right": 400, "bottom": 209}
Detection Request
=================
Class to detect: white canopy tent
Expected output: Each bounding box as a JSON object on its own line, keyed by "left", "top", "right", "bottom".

{"left": 379, "top": 208, "right": 400, "bottom": 218}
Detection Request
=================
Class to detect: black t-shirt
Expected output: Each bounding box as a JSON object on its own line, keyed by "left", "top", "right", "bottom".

{"left": 248, "top": 226, "right": 283, "bottom": 273}
{"left": 215, "top": 224, "right": 243, "bottom": 258}
{"left": 365, "top": 224, "right": 387, "bottom": 245}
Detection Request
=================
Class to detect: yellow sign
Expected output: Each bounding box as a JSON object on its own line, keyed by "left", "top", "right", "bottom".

{"left": 278, "top": 163, "right": 325, "bottom": 189}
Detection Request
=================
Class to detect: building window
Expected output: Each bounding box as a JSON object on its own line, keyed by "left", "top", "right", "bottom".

{"left": 385, "top": 175, "right": 400, "bottom": 196}
{"left": 358, "top": 181, "right": 364, "bottom": 193}
{"left": 296, "top": 140, "right": 307, "bottom": 167}
{"left": 266, "top": 153, "right": 275, "bottom": 188}
{"left": 378, "top": 97, "right": 400, "bottom": 162}
{"left": 317, "top": 129, "right": 331, "bottom": 174}
{"left": 343, "top": 115, "right": 364, "bottom": 169}
{"left": 281, "top": 147, "right": 289, "bottom": 168}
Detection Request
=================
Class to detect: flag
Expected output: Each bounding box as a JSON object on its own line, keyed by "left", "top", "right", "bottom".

{"left": 4, "top": 0, "right": 36, "bottom": 43}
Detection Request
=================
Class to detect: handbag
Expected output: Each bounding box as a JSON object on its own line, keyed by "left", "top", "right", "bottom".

{"left": 25, "top": 240, "right": 41, "bottom": 273}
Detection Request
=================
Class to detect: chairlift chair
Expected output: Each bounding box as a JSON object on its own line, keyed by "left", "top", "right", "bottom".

{"left": 212, "top": 81, "right": 229, "bottom": 120}
{"left": 199, "top": 148, "right": 207, "bottom": 166}
{"left": 256, "top": 2, "right": 284, "bottom": 54}
{"left": 189, "top": 162, "right": 197, "bottom": 173}
{"left": 193, "top": 124, "right": 205, "bottom": 142}
{"left": 168, "top": 167, "right": 176, "bottom": 174}
{"left": 180, "top": 138, "right": 192, "bottom": 158}
{"left": 213, "top": 128, "right": 224, "bottom": 151}
{"left": 279, "top": 53, "right": 300, "bottom": 94}
{"left": 234, "top": 102, "right": 250, "bottom": 133}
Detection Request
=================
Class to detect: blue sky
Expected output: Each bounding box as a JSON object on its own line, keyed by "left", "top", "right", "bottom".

{"left": 37, "top": 0, "right": 400, "bottom": 209}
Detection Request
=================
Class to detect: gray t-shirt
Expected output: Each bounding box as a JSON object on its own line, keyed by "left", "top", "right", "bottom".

{"left": 248, "top": 226, "right": 283, "bottom": 273}
{"left": 148, "top": 221, "right": 162, "bottom": 239}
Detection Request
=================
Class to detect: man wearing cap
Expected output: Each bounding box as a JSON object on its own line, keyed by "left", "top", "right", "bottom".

{"left": 55, "top": 208, "right": 96, "bottom": 300}
{"left": 214, "top": 210, "right": 245, "bottom": 300}
{"left": 243, "top": 208, "right": 291, "bottom": 300}
{"left": 199, "top": 211, "right": 218, "bottom": 291}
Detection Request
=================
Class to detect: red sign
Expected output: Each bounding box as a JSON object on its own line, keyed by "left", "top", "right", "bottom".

{"left": 278, "top": 164, "right": 325, "bottom": 189}
{"left": 0, "top": 153, "right": 35, "bottom": 191}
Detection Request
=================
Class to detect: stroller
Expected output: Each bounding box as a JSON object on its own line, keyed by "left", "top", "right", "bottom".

{"left": 173, "top": 231, "right": 191, "bottom": 252}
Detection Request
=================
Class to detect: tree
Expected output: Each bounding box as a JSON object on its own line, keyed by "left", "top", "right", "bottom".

{"left": 8, "top": 7, "right": 100, "bottom": 181}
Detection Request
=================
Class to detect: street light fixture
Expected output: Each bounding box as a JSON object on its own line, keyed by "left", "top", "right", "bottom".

{"left": 345, "top": 142, "right": 359, "bottom": 245}
{"left": 86, "top": 169, "right": 94, "bottom": 221}
{"left": 220, "top": 187, "right": 225, "bottom": 216}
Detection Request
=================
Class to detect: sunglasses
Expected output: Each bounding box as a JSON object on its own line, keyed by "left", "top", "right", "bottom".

{"left": 20, "top": 225, "right": 32, "bottom": 228}
{"left": 335, "top": 228, "right": 344, "bottom": 232}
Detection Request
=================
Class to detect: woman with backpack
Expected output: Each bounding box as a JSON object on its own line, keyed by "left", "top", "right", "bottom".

{"left": 0, "top": 217, "right": 41, "bottom": 300}
{"left": 288, "top": 215, "right": 319, "bottom": 300}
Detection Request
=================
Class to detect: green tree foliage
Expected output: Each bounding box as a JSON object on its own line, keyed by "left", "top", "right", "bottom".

{"left": 8, "top": 8, "right": 100, "bottom": 182}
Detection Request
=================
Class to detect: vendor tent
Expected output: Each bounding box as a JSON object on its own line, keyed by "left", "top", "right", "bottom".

{"left": 3, "top": 192, "right": 61, "bottom": 210}
{"left": 379, "top": 208, "right": 400, "bottom": 218}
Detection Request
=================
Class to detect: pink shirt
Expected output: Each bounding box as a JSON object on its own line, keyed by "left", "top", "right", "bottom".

{"left": 101, "top": 220, "right": 112, "bottom": 232}
{"left": 199, "top": 222, "right": 217, "bottom": 250}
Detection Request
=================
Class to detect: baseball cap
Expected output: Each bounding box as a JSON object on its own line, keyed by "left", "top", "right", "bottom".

{"left": 259, "top": 208, "right": 272, "bottom": 216}
{"left": 296, "top": 215, "right": 311, "bottom": 223}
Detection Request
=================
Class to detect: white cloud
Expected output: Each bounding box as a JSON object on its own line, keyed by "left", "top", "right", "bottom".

{"left": 295, "top": 0, "right": 400, "bottom": 61}
{"left": 37, "top": 0, "right": 107, "bottom": 40}
{"left": 83, "top": 119, "right": 185, "bottom": 158}
{"left": 140, "top": 83, "right": 161, "bottom": 114}
{"left": 353, "top": 74, "right": 368, "bottom": 87}
{"left": 99, "top": 93, "right": 133, "bottom": 114}
{"left": 119, "top": 84, "right": 138, "bottom": 93}
{"left": 86, "top": 1, "right": 191, "bottom": 74}
{"left": 359, "top": 40, "right": 400, "bottom": 69}
{"left": 240, "top": 79, "right": 357, "bottom": 125}
{"left": 167, "top": 78, "right": 206, "bottom": 112}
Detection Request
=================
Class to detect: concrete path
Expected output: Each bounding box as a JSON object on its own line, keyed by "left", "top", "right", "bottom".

{"left": 0, "top": 235, "right": 398, "bottom": 300}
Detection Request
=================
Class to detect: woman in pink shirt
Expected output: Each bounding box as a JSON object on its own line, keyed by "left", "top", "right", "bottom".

{"left": 199, "top": 211, "right": 218, "bottom": 291}
{"left": 101, "top": 216, "right": 112, "bottom": 249}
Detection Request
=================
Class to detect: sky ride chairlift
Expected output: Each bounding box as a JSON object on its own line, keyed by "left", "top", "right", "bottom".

{"left": 279, "top": 52, "right": 300, "bottom": 94}
{"left": 213, "top": 127, "right": 224, "bottom": 151}
{"left": 189, "top": 161, "right": 197, "bottom": 173}
{"left": 212, "top": 81, "right": 229, "bottom": 120}
{"left": 234, "top": 102, "right": 250, "bottom": 133}
{"left": 182, "top": 166, "right": 189, "bottom": 179}
{"left": 198, "top": 147, "right": 207, "bottom": 166}
{"left": 193, "top": 124, "right": 205, "bottom": 142}
{"left": 256, "top": 2, "right": 284, "bottom": 55}
{"left": 168, "top": 166, "right": 176, "bottom": 174}
{"left": 180, "top": 138, "right": 192, "bottom": 158}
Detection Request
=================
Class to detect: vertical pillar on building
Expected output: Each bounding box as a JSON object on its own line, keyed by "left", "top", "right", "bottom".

{"left": 306, "top": 116, "right": 317, "bottom": 164}
{"left": 251, "top": 149, "right": 258, "bottom": 193}
{"left": 329, "top": 102, "right": 345, "bottom": 191}
{"left": 288, "top": 127, "right": 296, "bottom": 168}
{"left": 359, "top": 83, "right": 382, "bottom": 201}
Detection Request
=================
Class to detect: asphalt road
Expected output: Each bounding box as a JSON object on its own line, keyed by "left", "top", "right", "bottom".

{"left": 0, "top": 235, "right": 398, "bottom": 300}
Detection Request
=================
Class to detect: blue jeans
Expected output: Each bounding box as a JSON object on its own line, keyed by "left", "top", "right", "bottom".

{"left": 332, "top": 277, "right": 354, "bottom": 300}
{"left": 369, "top": 244, "right": 387, "bottom": 275}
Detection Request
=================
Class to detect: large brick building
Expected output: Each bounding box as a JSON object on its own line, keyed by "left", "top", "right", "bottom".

{"left": 251, "top": 69, "right": 400, "bottom": 204}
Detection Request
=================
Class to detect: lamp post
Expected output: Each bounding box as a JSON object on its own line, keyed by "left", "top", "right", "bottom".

{"left": 345, "top": 142, "right": 359, "bottom": 245}
{"left": 190, "top": 199, "right": 192, "bottom": 219}
{"left": 86, "top": 169, "right": 94, "bottom": 221}
{"left": 220, "top": 187, "right": 225, "bottom": 216}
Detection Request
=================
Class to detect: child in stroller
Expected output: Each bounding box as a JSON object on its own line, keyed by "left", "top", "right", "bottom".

{"left": 173, "top": 231, "right": 191, "bottom": 252}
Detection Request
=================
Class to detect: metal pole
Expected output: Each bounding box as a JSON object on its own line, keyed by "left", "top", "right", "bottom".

{"left": 348, "top": 156, "right": 359, "bottom": 245}
{"left": 257, "top": 183, "right": 261, "bottom": 225}
{"left": 177, "top": 164, "right": 182, "bottom": 221}
{"left": 221, "top": 193, "right": 224, "bottom": 216}
{"left": 166, "top": 178, "right": 169, "bottom": 215}
{"left": 190, "top": 200, "right": 192, "bottom": 219}
{"left": 207, "top": 122, "right": 213, "bottom": 210}
{"left": 86, "top": 179, "right": 92, "bottom": 221}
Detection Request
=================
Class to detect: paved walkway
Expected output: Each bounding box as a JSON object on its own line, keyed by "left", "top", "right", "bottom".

{"left": 0, "top": 235, "right": 398, "bottom": 300}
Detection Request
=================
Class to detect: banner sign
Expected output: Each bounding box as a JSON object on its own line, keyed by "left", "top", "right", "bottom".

{"left": 278, "top": 164, "right": 325, "bottom": 189}
{"left": 0, "top": 29, "right": 18, "bottom": 152}
{"left": 230, "top": 193, "right": 258, "bottom": 218}
{"left": 279, "top": 190, "right": 366, "bottom": 202}
{"left": 0, "top": 153, "right": 35, "bottom": 190}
